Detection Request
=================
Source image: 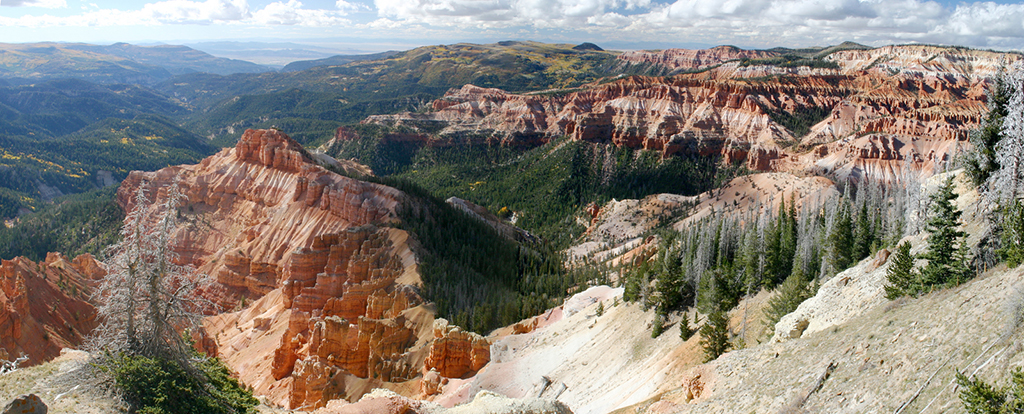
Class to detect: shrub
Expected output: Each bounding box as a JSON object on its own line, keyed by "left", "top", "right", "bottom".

{"left": 957, "top": 368, "right": 1024, "bottom": 414}
{"left": 104, "top": 353, "right": 258, "bottom": 414}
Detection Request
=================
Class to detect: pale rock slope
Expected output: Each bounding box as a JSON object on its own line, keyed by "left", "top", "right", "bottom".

{"left": 462, "top": 286, "right": 702, "bottom": 414}
{"left": 615, "top": 170, "right": 1020, "bottom": 413}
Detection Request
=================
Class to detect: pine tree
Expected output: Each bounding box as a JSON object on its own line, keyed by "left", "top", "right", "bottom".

{"left": 827, "top": 200, "right": 855, "bottom": 274}
{"left": 967, "top": 71, "right": 1012, "bottom": 186}
{"left": 957, "top": 368, "right": 1024, "bottom": 414}
{"left": 700, "top": 307, "right": 731, "bottom": 362}
{"left": 765, "top": 199, "right": 796, "bottom": 288}
{"left": 999, "top": 199, "right": 1024, "bottom": 268}
{"left": 652, "top": 312, "right": 665, "bottom": 338}
{"left": 763, "top": 271, "right": 815, "bottom": 330}
{"left": 680, "top": 312, "right": 695, "bottom": 340}
{"left": 855, "top": 201, "right": 873, "bottom": 260}
{"left": 884, "top": 241, "right": 916, "bottom": 299}
{"left": 91, "top": 182, "right": 212, "bottom": 361}
{"left": 920, "top": 176, "right": 972, "bottom": 288}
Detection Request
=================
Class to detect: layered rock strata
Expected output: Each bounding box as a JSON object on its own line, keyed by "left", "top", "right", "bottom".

{"left": 616, "top": 45, "right": 779, "bottom": 73}
{"left": 358, "top": 44, "right": 1013, "bottom": 182}
{"left": 118, "top": 128, "right": 405, "bottom": 306}
{"left": 424, "top": 318, "right": 490, "bottom": 379}
{"left": 120, "top": 129, "right": 487, "bottom": 409}
{"left": 0, "top": 253, "right": 102, "bottom": 366}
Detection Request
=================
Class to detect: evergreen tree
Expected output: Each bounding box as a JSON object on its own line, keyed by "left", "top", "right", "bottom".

{"left": 764, "top": 199, "right": 797, "bottom": 288}
{"left": 680, "top": 312, "right": 695, "bottom": 340}
{"left": 884, "top": 241, "right": 916, "bottom": 299}
{"left": 920, "top": 176, "right": 973, "bottom": 288}
{"left": 967, "top": 71, "right": 1012, "bottom": 186}
{"left": 700, "top": 307, "right": 731, "bottom": 362}
{"left": 651, "top": 312, "right": 665, "bottom": 338}
{"left": 1000, "top": 199, "right": 1024, "bottom": 268}
{"left": 957, "top": 369, "right": 1024, "bottom": 414}
{"left": 763, "top": 271, "right": 815, "bottom": 330}
{"left": 827, "top": 200, "right": 855, "bottom": 274}
{"left": 855, "top": 201, "right": 874, "bottom": 260}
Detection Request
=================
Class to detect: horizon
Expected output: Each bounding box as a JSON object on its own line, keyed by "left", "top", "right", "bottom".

{"left": 2, "top": 0, "right": 1024, "bottom": 58}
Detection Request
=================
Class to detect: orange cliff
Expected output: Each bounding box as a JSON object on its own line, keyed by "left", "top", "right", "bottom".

{"left": 359, "top": 44, "right": 1011, "bottom": 182}
{"left": 0, "top": 253, "right": 103, "bottom": 366}
{"left": 119, "top": 129, "right": 489, "bottom": 410}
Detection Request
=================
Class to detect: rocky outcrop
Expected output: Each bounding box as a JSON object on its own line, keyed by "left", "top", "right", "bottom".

{"left": 117, "top": 129, "right": 446, "bottom": 409}
{"left": 424, "top": 319, "right": 489, "bottom": 379}
{"left": 0, "top": 253, "right": 101, "bottom": 366}
{"left": 118, "top": 129, "right": 405, "bottom": 306}
{"left": 309, "top": 388, "right": 572, "bottom": 414}
{"left": 825, "top": 44, "right": 1021, "bottom": 78}
{"left": 360, "top": 44, "right": 1010, "bottom": 181}
{"left": 617, "top": 46, "right": 778, "bottom": 73}
{"left": 2, "top": 394, "right": 47, "bottom": 414}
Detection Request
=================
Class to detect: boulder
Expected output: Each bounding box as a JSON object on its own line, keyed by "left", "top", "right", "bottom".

{"left": 2, "top": 394, "right": 47, "bottom": 414}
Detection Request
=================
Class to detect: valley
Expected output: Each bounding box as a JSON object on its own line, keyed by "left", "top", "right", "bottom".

{"left": 0, "top": 37, "right": 1023, "bottom": 414}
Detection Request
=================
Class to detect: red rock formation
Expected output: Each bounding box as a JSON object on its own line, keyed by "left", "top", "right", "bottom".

{"left": 365, "top": 51, "right": 995, "bottom": 180}
{"left": 119, "top": 129, "right": 405, "bottom": 305}
{"left": 617, "top": 46, "right": 778, "bottom": 73}
{"left": 0, "top": 253, "right": 101, "bottom": 366}
{"left": 118, "top": 129, "right": 443, "bottom": 409}
{"left": 424, "top": 318, "right": 490, "bottom": 379}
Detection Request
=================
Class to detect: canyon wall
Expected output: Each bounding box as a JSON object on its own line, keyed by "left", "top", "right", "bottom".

{"left": 120, "top": 129, "right": 488, "bottom": 410}
{"left": 356, "top": 45, "right": 1013, "bottom": 182}
{"left": 0, "top": 253, "right": 102, "bottom": 366}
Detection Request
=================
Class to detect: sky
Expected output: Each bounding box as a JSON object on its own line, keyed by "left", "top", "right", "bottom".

{"left": 2, "top": 0, "right": 1024, "bottom": 52}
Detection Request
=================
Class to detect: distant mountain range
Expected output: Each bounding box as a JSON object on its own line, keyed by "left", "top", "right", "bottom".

{"left": 0, "top": 42, "right": 273, "bottom": 85}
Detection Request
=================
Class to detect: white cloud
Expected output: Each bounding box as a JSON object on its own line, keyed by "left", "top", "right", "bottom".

{"left": 136, "top": 0, "right": 250, "bottom": 24}
{"left": 364, "top": 0, "right": 1024, "bottom": 49}
{"left": 3, "top": 0, "right": 1024, "bottom": 50}
{"left": 0, "top": 0, "right": 66, "bottom": 8}
{"left": 251, "top": 0, "right": 349, "bottom": 26}
{"left": 374, "top": 0, "right": 649, "bottom": 28}
{"left": 0, "top": 0, "right": 355, "bottom": 27}
{"left": 336, "top": 0, "right": 364, "bottom": 11}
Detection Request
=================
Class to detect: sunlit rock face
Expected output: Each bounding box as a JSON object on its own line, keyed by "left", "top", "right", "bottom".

{"left": 364, "top": 44, "right": 1017, "bottom": 183}
{"left": 0, "top": 253, "right": 102, "bottom": 366}
{"left": 121, "top": 129, "right": 490, "bottom": 409}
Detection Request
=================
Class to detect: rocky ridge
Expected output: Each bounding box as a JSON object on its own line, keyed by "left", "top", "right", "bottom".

{"left": 0, "top": 253, "right": 102, "bottom": 367}
{"left": 120, "top": 129, "right": 491, "bottom": 409}
{"left": 357, "top": 44, "right": 1011, "bottom": 183}
{"left": 616, "top": 45, "right": 778, "bottom": 73}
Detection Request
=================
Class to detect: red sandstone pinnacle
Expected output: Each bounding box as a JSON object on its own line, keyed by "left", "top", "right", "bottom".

{"left": 424, "top": 318, "right": 490, "bottom": 378}
{"left": 235, "top": 128, "right": 313, "bottom": 172}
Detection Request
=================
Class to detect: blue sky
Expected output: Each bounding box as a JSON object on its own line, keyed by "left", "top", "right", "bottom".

{"left": 2, "top": 0, "right": 1024, "bottom": 51}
